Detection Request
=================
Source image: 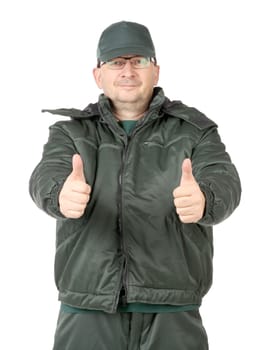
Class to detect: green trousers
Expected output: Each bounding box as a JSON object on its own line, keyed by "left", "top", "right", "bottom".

{"left": 53, "top": 307, "right": 208, "bottom": 350}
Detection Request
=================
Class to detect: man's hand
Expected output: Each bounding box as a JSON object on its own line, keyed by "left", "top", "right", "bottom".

{"left": 59, "top": 154, "right": 91, "bottom": 218}
{"left": 173, "top": 159, "right": 205, "bottom": 223}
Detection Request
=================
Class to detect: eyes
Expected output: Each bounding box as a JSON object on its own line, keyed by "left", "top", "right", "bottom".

{"left": 104, "top": 56, "right": 151, "bottom": 69}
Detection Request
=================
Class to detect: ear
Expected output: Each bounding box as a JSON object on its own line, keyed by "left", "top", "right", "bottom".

{"left": 93, "top": 67, "right": 102, "bottom": 89}
{"left": 153, "top": 65, "right": 160, "bottom": 85}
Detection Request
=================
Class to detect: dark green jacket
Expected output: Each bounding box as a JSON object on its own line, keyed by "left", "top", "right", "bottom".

{"left": 29, "top": 87, "right": 241, "bottom": 313}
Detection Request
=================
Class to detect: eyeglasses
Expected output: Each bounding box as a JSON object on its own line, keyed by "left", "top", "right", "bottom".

{"left": 99, "top": 56, "right": 155, "bottom": 70}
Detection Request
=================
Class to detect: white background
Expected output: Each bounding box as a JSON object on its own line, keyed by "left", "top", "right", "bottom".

{"left": 0, "top": 0, "right": 261, "bottom": 349}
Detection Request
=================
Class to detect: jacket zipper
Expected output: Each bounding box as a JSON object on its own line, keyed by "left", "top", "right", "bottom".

{"left": 101, "top": 112, "right": 162, "bottom": 310}
{"left": 99, "top": 116, "right": 130, "bottom": 309}
{"left": 115, "top": 120, "right": 159, "bottom": 308}
{"left": 118, "top": 134, "right": 129, "bottom": 306}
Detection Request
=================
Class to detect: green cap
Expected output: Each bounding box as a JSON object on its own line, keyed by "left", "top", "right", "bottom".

{"left": 97, "top": 21, "right": 156, "bottom": 62}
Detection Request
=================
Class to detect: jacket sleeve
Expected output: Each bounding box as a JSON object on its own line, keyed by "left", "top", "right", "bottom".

{"left": 29, "top": 121, "right": 77, "bottom": 219}
{"left": 192, "top": 126, "right": 241, "bottom": 226}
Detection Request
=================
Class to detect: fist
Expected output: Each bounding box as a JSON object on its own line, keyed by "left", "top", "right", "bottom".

{"left": 173, "top": 159, "right": 205, "bottom": 223}
{"left": 59, "top": 154, "right": 91, "bottom": 218}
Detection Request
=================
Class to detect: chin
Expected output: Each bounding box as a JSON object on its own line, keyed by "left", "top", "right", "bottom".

{"left": 117, "top": 91, "right": 140, "bottom": 101}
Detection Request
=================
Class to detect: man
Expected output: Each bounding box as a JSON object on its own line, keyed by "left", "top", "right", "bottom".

{"left": 29, "top": 21, "right": 241, "bottom": 350}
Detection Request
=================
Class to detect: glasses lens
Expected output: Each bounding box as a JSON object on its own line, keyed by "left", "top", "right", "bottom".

{"left": 131, "top": 57, "right": 150, "bottom": 68}
{"left": 107, "top": 58, "right": 126, "bottom": 69}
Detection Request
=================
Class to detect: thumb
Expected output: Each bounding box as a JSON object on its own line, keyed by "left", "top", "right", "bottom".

{"left": 180, "top": 158, "right": 195, "bottom": 186}
{"left": 71, "top": 154, "right": 86, "bottom": 182}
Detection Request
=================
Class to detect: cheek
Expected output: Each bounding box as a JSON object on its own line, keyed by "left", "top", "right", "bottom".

{"left": 98, "top": 78, "right": 117, "bottom": 98}
{"left": 99, "top": 74, "right": 115, "bottom": 89}
{"left": 93, "top": 68, "right": 114, "bottom": 90}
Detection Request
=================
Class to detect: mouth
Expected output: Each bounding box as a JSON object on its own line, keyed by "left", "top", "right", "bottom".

{"left": 116, "top": 80, "right": 141, "bottom": 88}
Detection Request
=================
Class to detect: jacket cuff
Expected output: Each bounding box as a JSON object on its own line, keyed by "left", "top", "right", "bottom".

{"left": 197, "top": 182, "right": 215, "bottom": 226}
{"left": 48, "top": 181, "right": 66, "bottom": 219}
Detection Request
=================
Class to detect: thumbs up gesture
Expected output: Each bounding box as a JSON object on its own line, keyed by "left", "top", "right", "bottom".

{"left": 59, "top": 154, "right": 91, "bottom": 218}
{"left": 173, "top": 159, "right": 205, "bottom": 223}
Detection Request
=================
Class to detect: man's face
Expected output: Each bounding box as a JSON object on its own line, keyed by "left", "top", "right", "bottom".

{"left": 93, "top": 55, "right": 160, "bottom": 106}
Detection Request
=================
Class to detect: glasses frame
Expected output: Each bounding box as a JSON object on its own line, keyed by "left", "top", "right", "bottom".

{"left": 97, "top": 56, "right": 157, "bottom": 69}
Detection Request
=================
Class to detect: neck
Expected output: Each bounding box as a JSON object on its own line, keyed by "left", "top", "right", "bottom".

{"left": 114, "top": 110, "right": 145, "bottom": 121}
{"left": 112, "top": 101, "right": 149, "bottom": 121}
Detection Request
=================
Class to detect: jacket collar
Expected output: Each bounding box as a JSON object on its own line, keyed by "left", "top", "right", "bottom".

{"left": 97, "top": 87, "right": 166, "bottom": 125}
